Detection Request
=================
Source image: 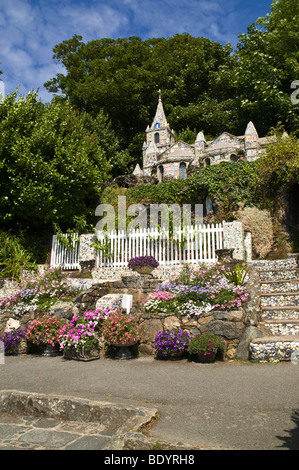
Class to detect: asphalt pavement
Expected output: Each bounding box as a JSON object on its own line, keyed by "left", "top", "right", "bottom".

{"left": 0, "top": 354, "right": 298, "bottom": 450}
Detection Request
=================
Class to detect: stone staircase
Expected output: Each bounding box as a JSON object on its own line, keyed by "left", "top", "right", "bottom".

{"left": 249, "top": 256, "right": 299, "bottom": 362}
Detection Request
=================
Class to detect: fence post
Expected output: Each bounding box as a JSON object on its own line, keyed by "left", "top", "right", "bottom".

{"left": 244, "top": 231, "right": 252, "bottom": 261}
{"left": 78, "top": 233, "right": 97, "bottom": 270}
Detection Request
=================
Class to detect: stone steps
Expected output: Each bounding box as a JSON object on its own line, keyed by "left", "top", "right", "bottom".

{"left": 249, "top": 335, "right": 299, "bottom": 361}
{"left": 261, "top": 306, "right": 299, "bottom": 320}
{"left": 260, "top": 280, "right": 299, "bottom": 293}
{"left": 259, "top": 269, "right": 299, "bottom": 281}
{"left": 260, "top": 292, "right": 299, "bottom": 307}
{"left": 259, "top": 319, "right": 299, "bottom": 336}
{"left": 251, "top": 259, "right": 298, "bottom": 271}
{"left": 249, "top": 256, "right": 299, "bottom": 361}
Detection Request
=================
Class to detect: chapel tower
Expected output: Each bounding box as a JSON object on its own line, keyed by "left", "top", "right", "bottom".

{"left": 142, "top": 90, "right": 175, "bottom": 176}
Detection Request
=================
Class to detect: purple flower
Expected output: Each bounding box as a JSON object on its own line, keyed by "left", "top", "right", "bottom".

{"left": 128, "top": 256, "right": 159, "bottom": 270}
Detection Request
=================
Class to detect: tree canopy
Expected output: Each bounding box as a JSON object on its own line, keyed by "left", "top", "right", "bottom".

{"left": 45, "top": 33, "right": 238, "bottom": 162}
{"left": 44, "top": 0, "right": 299, "bottom": 165}
{"left": 0, "top": 91, "right": 111, "bottom": 234}
{"left": 235, "top": 0, "right": 299, "bottom": 136}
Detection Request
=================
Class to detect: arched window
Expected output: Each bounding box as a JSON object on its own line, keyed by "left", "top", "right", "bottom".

{"left": 205, "top": 158, "right": 211, "bottom": 166}
{"left": 230, "top": 154, "right": 238, "bottom": 162}
{"left": 179, "top": 162, "right": 186, "bottom": 179}
{"left": 154, "top": 133, "right": 160, "bottom": 144}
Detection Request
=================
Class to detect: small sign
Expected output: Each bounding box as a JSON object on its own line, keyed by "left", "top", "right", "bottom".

{"left": 95, "top": 294, "right": 133, "bottom": 313}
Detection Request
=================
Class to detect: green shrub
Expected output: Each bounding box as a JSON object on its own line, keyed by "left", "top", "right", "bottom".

{"left": 0, "top": 232, "right": 36, "bottom": 280}
{"left": 223, "top": 263, "right": 248, "bottom": 286}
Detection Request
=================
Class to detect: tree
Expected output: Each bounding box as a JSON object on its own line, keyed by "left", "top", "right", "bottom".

{"left": 45, "top": 34, "right": 238, "bottom": 162}
{"left": 255, "top": 131, "right": 299, "bottom": 191}
{"left": 0, "top": 91, "right": 111, "bottom": 234}
{"left": 235, "top": 0, "right": 299, "bottom": 135}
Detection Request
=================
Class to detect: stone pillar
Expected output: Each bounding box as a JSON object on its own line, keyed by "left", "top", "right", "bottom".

{"left": 223, "top": 221, "right": 245, "bottom": 261}
{"left": 244, "top": 232, "right": 252, "bottom": 261}
{"left": 78, "top": 234, "right": 96, "bottom": 271}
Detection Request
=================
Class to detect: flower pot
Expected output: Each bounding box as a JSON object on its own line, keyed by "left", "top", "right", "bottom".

{"left": 63, "top": 344, "right": 101, "bottom": 361}
{"left": 111, "top": 342, "right": 137, "bottom": 360}
{"left": 42, "top": 344, "right": 60, "bottom": 357}
{"left": 5, "top": 338, "right": 28, "bottom": 356}
{"left": 157, "top": 350, "right": 184, "bottom": 361}
{"left": 133, "top": 266, "right": 155, "bottom": 275}
{"left": 194, "top": 351, "right": 217, "bottom": 363}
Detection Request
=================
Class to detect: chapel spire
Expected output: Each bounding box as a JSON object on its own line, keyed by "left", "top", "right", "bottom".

{"left": 151, "top": 89, "right": 168, "bottom": 128}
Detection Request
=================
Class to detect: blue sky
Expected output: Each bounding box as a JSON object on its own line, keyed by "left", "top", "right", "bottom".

{"left": 0, "top": 0, "right": 274, "bottom": 103}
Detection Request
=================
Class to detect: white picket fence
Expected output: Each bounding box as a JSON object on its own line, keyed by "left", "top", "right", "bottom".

{"left": 50, "top": 233, "right": 80, "bottom": 270}
{"left": 50, "top": 224, "right": 224, "bottom": 270}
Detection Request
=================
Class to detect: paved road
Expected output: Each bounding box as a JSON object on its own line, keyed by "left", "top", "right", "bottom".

{"left": 0, "top": 355, "right": 298, "bottom": 450}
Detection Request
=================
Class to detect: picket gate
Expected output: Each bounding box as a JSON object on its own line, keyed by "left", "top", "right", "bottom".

{"left": 50, "top": 233, "right": 80, "bottom": 270}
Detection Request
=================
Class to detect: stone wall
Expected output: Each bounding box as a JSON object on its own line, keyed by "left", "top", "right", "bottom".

{"left": 72, "top": 274, "right": 250, "bottom": 359}
{"left": 1, "top": 268, "right": 255, "bottom": 360}
{"left": 136, "top": 308, "right": 247, "bottom": 359}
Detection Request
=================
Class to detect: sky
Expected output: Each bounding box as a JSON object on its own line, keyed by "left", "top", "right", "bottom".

{"left": 0, "top": 0, "right": 274, "bottom": 103}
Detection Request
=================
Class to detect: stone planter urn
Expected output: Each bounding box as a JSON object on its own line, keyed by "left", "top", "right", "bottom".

{"left": 63, "top": 344, "right": 101, "bottom": 361}
{"left": 215, "top": 248, "right": 234, "bottom": 263}
{"left": 133, "top": 266, "right": 155, "bottom": 276}
{"left": 111, "top": 342, "right": 137, "bottom": 360}
{"left": 42, "top": 343, "right": 60, "bottom": 357}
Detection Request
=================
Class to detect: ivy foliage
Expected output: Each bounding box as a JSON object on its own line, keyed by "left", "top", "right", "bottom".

{"left": 125, "top": 161, "right": 262, "bottom": 213}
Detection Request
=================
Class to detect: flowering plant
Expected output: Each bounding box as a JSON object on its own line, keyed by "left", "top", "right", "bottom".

{"left": 187, "top": 334, "right": 226, "bottom": 357}
{"left": 0, "top": 328, "right": 27, "bottom": 353}
{"left": 102, "top": 310, "right": 140, "bottom": 345}
{"left": 59, "top": 308, "right": 111, "bottom": 351}
{"left": 143, "top": 291, "right": 175, "bottom": 313}
{"left": 128, "top": 256, "right": 159, "bottom": 270}
{"left": 26, "top": 315, "right": 67, "bottom": 347}
{"left": 148, "top": 263, "right": 249, "bottom": 317}
{"left": 153, "top": 329, "right": 191, "bottom": 358}
{"left": 0, "top": 267, "right": 82, "bottom": 318}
